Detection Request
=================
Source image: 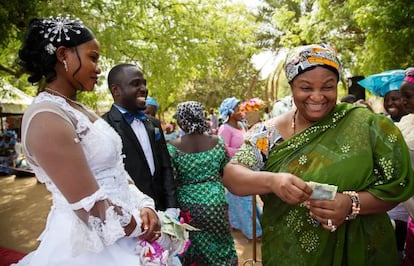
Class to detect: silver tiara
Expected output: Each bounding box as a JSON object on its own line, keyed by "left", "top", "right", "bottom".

{"left": 41, "top": 14, "right": 84, "bottom": 43}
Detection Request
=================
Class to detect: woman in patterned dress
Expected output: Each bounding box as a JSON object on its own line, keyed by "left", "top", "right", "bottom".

{"left": 218, "top": 97, "right": 262, "bottom": 240}
{"left": 222, "top": 44, "right": 414, "bottom": 265}
{"left": 167, "top": 101, "right": 238, "bottom": 265}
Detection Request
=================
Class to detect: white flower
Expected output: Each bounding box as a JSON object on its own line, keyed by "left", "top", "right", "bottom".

{"left": 298, "top": 154, "right": 308, "bottom": 165}
{"left": 44, "top": 43, "right": 56, "bottom": 55}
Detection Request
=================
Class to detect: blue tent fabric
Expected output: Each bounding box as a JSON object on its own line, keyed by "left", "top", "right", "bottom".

{"left": 358, "top": 69, "right": 405, "bottom": 97}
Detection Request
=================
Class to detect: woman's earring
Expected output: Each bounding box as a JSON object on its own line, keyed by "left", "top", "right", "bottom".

{"left": 63, "top": 60, "right": 68, "bottom": 72}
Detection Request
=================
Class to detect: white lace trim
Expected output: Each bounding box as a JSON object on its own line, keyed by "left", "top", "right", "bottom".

{"left": 70, "top": 188, "right": 108, "bottom": 211}
{"left": 71, "top": 206, "right": 126, "bottom": 256}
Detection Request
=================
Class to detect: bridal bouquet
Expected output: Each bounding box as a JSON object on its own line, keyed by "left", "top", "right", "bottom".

{"left": 135, "top": 211, "right": 198, "bottom": 266}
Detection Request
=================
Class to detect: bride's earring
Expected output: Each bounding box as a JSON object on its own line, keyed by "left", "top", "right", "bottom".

{"left": 63, "top": 60, "right": 68, "bottom": 72}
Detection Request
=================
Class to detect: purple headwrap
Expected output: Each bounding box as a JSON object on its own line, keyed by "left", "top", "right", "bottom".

{"left": 404, "top": 68, "right": 414, "bottom": 84}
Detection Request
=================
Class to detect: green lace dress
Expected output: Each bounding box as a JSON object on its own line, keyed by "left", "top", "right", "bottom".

{"left": 167, "top": 137, "right": 238, "bottom": 266}
{"left": 232, "top": 104, "right": 414, "bottom": 266}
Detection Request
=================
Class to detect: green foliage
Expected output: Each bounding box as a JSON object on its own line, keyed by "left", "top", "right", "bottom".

{"left": 0, "top": 0, "right": 37, "bottom": 48}
{"left": 256, "top": 0, "right": 414, "bottom": 101}
{"left": 350, "top": 0, "right": 414, "bottom": 74}
{"left": 257, "top": 0, "right": 414, "bottom": 77}
{"left": 3, "top": 0, "right": 413, "bottom": 115}
{"left": 0, "top": 0, "right": 260, "bottom": 114}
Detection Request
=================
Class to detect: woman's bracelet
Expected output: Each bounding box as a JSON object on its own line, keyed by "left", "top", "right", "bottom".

{"left": 343, "top": 191, "right": 360, "bottom": 220}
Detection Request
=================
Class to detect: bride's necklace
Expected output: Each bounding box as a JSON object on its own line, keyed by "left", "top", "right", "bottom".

{"left": 44, "top": 88, "right": 80, "bottom": 106}
{"left": 44, "top": 87, "right": 97, "bottom": 121}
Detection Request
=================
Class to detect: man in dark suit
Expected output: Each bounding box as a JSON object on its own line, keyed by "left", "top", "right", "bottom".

{"left": 102, "top": 63, "right": 178, "bottom": 217}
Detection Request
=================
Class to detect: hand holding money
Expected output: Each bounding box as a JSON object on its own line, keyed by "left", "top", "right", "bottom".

{"left": 307, "top": 181, "right": 338, "bottom": 200}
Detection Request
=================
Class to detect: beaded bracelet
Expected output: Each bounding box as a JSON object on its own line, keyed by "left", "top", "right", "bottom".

{"left": 343, "top": 191, "right": 360, "bottom": 220}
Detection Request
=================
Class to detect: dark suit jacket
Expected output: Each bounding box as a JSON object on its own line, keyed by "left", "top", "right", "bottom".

{"left": 102, "top": 105, "right": 177, "bottom": 210}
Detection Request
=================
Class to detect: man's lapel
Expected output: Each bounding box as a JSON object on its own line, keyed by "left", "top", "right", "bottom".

{"left": 143, "top": 119, "right": 155, "bottom": 145}
{"left": 112, "top": 106, "right": 146, "bottom": 156}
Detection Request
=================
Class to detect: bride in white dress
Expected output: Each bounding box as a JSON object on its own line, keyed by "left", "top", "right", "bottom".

{"left": 14, "top": 15, "right": 162, "bottom": 265}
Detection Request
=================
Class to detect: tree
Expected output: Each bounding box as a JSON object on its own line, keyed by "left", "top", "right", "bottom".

{"left": 256, "top": 0, "right": 414, "bottom": 84}
{"left": 0, "top": 0, "right": 261, "bottom": 114}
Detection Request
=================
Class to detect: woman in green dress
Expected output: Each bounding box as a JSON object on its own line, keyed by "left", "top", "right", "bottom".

{"left": 167, "top": 101, "right": 238, "bottom": 266}
{"left": 222, "top": 44, "right": 414, "bottom": 266}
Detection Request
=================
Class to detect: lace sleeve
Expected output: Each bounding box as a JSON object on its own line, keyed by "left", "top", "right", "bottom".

{"left": 70, "top": 184, "right": 156, "bottom": 256}
{"left": 69, "top": 189, "right": 132, "bottom": 255}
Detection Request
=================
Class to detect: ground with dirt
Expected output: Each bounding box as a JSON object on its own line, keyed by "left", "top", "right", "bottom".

{"left": 0, "top": 175, "right": 262, "bottom": 265}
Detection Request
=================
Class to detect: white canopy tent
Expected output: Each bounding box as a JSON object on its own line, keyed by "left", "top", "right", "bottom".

{"left": 0, "top": 78, "right": 33, "bottom": 114}
{"left": 0, "top": 78, "right": 34, "bottom": 135}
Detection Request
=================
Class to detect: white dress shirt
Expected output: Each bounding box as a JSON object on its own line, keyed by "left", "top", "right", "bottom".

{"left": 130, "top": 118, "right": 155, "bottom": 175}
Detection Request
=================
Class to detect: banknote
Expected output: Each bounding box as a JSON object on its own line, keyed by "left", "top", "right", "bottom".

{"left": 307, "top": 181, "right": 338, "bottom": 200}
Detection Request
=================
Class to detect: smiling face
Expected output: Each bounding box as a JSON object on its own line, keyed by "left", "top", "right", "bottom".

{"left": 230, "top": 103, "right": 245, "bottom": 122}
{"left": 383, "top": 90, "right": 407, "bottom": 121}
{"left": 114, "top": 66, "right": 148, "bottom": 112}
{"left": 65, "top": 39, "right": 101, "bottom": 91}
{"left": 400, "top": 81, "right": 414, "bottom": 114}
{"left": 291, "top": 66, "right": 338, "bottom": 124}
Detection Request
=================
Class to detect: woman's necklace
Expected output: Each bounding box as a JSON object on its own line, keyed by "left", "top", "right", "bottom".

{"left": 291, "top": 109, "right": 298, "bottom": 134}
{"left": 44, "top": 88, "right": 80, "bottom": 106}
{"left": 44, "top": 88, "right": 98, "bottom": 121}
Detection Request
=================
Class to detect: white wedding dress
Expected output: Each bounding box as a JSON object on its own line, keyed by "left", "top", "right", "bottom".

{"left": 13, "top": 92, "right": 154, "bottom": 266}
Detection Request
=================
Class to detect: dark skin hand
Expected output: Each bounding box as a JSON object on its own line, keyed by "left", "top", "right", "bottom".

{"left": 139, "top": 207, "right": 162, "bottom": 242}
{"left": 306, "top": 191, "right": 397, "bottom": 232}
{"left": 306, "top": 193, "right": 352, "bottom": 231}
{"left": 107, "top": 203, "right": 161, "bottom": 242}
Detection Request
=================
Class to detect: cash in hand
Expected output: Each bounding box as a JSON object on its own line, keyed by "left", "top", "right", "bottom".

{"left": 307, "top": 181, "right": 338, "bottom": 200}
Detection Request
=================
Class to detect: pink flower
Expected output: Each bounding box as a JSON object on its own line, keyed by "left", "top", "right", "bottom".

{"left": 179, "top": 210, "right": 193, "bottom": 224}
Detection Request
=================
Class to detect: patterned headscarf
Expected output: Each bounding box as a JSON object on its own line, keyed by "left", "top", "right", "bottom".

{"left": 175, "top": 101, "right": 210, "bottom": 134}
{"left": 404, "top": 67, "right": 414, "bottom": 84}
{"left": 218, "top": 97, "right": 240, "bottom": 122}
{"left": 284, "top": 44, "right": 341, "bottom": 83}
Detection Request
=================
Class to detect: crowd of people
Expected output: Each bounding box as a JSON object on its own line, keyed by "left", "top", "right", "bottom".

{"left": 10, "top": 14, "right": 414, "bottom": 266}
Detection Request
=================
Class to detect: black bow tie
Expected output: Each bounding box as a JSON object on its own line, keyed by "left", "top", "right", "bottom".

{"left": 123, "top": 111, "right": 147, "bottom": 124}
